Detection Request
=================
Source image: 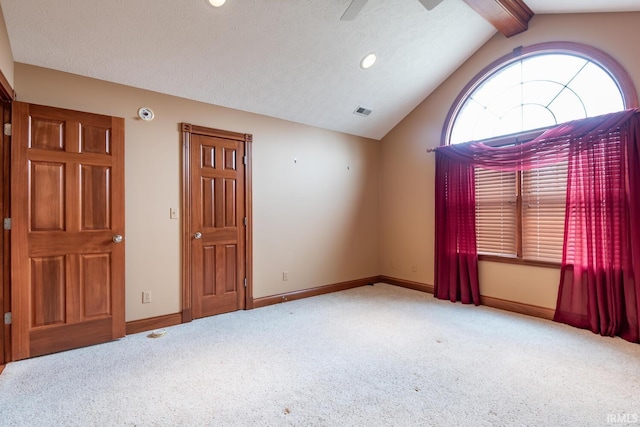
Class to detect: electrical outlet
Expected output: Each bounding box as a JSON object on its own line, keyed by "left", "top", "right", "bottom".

{"left": 142, "top": 291, "right": 152, "bottom": 304}
{"left": 412, "top": 264, "right": 418, "bottom": 272}
{"left": 282, "top": 271, "right": 288, "bottom": 281}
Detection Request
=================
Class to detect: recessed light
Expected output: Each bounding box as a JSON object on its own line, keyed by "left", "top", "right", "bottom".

{"left": 360, "top": 53, "right": 377, "bottom": 69}
{"left": 208, "top": 0, "right": 226, "bottom": 7}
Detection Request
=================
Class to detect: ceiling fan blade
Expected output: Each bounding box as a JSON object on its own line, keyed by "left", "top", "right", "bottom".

{"left": 341, "top": 0, "right": 369, "bottom": 21}
{"left": 418, "top": 0, "right": 444, "bottom": 11}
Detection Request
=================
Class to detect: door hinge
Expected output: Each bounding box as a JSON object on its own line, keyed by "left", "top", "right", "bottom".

{"left": 243, "top": 217, "right": 247, "bottom": 226}
{"left": 243, "top": 155, "right": 247, "bottom": 165}
{"left": 244, "top": 278, "right": 247, "bottom": 288}
{"left": 4, "top": 312, "right": 11, "bottom": 325}
{"left": 3, "top": 123, "right": 11, "bottom": 136}
{"left": 3, "top": 218, "right": 10, "bottom": 230}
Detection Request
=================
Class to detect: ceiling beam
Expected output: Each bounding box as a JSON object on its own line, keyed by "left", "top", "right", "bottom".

{"left": 463, "top": 0, "right": 534, "bottom": 38}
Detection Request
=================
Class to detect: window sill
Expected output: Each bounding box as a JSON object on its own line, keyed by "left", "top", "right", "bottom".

{"left": 478, "top": 254, "right": 561, "bottom": 269}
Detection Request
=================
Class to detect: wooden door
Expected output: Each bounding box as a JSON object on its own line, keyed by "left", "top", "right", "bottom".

{"left": 182, "top": 124, "right": 251, "bottom": 320}
{"left": 11, "top": 102, "right": 125, "bottom": 360}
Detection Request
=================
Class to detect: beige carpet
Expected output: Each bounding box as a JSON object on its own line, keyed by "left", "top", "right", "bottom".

{"left": 0, "top": 283, "right": 639, "bottom": 426}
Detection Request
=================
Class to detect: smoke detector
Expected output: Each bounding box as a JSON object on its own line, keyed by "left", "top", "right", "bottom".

{"left": 137, "top": 107, "right": 155, "bottom": 121}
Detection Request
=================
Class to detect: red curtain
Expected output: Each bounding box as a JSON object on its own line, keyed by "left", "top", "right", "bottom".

{"left": 554, "top": 113, "right": 640, "bottom": 343}
{"left": 434, "top": 110, "right": 640, "bottom": 342}
{"left": 434, "top": 152, "right": 479, "bottom": 304}
{"left": 628, "top": 115, "right": 640, "bottom": 341}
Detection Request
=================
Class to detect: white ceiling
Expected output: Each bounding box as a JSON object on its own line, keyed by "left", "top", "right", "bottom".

{"left": 1, "top": 0, "right": 639, "bottom": 140}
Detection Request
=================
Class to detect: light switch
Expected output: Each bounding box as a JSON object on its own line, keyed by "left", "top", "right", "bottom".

{"left": 170, "top": 208, "right": 178, "bottom": 219}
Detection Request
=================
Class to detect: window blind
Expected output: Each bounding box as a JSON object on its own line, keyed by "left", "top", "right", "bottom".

{"left": 522, "top": 161, "right": 568, "bottom": 262}
{"left": 475, "top": 167, "right": 517, "bottom": 257}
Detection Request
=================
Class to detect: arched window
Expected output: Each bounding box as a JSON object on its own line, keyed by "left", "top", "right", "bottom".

{"left": 442, "top": 42, "right": 637, "bottom": 264}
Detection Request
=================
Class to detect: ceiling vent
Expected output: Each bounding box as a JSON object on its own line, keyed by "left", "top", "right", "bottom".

{"left": 354, "top": 106, "right": 372, "bottom": 117}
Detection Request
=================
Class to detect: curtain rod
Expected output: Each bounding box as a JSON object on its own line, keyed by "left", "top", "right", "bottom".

{"left": 426, "top": 147, "right": 439, "bottom": 153}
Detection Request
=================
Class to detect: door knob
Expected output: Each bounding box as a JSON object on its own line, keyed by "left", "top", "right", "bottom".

{"left": 194, "top": 232, "right": 202, "bottom": 240}
{"left": 112, "top": 234, "right": 123, "bottom": 243}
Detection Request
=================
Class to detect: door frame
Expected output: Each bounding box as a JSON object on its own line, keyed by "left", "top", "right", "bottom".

{"left": 0, "top": 69, "right": 15, "bottom": 368}
{"left": 180, "top": 123, "right": 253, "bottom": 323}
{"left": 1, "top": 101, "right": 10, "bottom": 368}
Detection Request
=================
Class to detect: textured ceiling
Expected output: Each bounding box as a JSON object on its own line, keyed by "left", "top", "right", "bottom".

{"left": 1, "top": 0, "right": 639, "bottom": 140}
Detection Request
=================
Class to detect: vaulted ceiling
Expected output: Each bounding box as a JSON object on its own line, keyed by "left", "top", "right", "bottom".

{"left": 2, "top": 0, "right": 639, "bottom": 139}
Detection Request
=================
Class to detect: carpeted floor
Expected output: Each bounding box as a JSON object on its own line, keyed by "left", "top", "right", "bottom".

{"left": 0, "top": 283, "right": 639, "bottom": 426}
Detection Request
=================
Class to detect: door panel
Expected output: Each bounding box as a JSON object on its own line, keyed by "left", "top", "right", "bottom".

{"left": 11, "top": 102, "right": 125, "bottom": 360}
{"left": 30, "top": 117, "right": 65, "bottom": 151}
{"left": 31, "top": 162, "right": 66, "bottom": 230}
{"left": 80, "top": 253, "right": 111, "bottom": 318}
{"left": 182, "top": 124, "right": 250, "bottom": 320}
{"left": 80, "top": 124, "right": 111, "bottom": 154}
{"left": 81, "top": 165, "right": 111, "bottom": 230}
{"left": 31, "top": 255, "right": 66, "bottom": 326}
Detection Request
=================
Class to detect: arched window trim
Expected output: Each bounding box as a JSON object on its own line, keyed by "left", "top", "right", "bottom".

{"left": 441, "top": 41, "right": 639, "bottom": 147}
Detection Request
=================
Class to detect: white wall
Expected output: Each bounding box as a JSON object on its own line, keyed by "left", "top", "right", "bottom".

{"left": 0, "top": 3, "right": 13, "bottom": 89}
{"left": 14, "top": 64, "right": 381, "bottom": 321}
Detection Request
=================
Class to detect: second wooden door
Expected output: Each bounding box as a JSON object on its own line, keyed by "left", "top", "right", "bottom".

{"left": 182, "top": 124, "right": 250, "bottom": 320}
